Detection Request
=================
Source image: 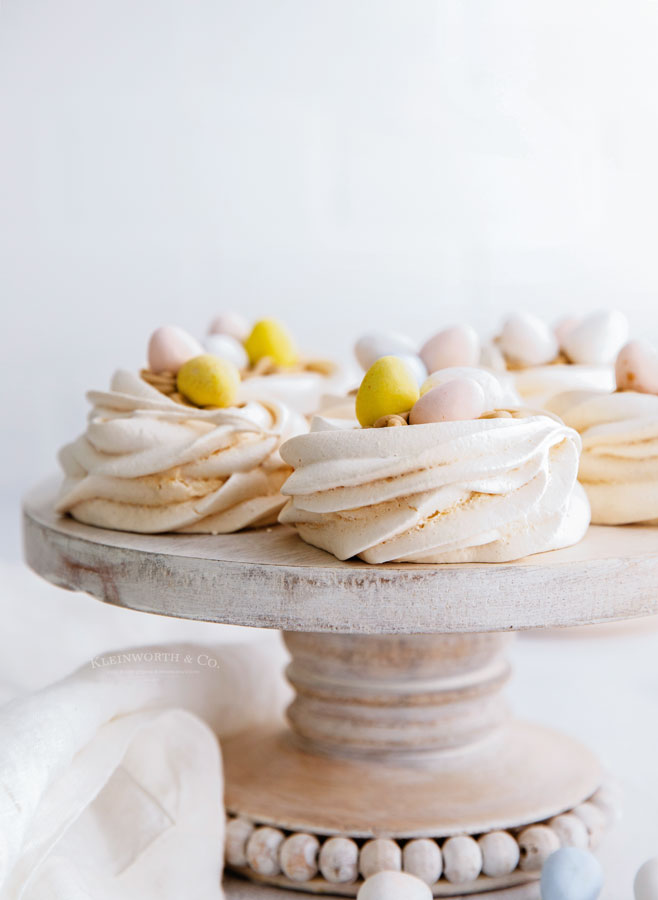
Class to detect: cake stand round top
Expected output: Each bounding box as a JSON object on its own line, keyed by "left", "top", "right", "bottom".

{"left": 23, "top": 479, "right": 658, "bottom": 634}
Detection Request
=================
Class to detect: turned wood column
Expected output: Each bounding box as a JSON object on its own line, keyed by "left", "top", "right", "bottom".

{"left": 283, "top": 632, "right": 513, "bottom": 756}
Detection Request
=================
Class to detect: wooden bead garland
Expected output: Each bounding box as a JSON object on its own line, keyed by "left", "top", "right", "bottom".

{"left": 226, "top": 786, "right": 612, "bottom": 892}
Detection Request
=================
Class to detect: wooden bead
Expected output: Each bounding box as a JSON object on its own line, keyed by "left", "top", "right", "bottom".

{"left": 442, "top": 835, "right": 483, "bottom": 884}
{"left": 517, "top": 825, "right": 560, "bottom": 872}
{"left": 359, "top": 839, "right": 402, "bottom": 879}
{"left": 319, "top": 837, "right": 360, "bottom": 884}
{"left": 225, "top": 817, "right": 255, "bottom": 866}
{"left": 573, "top": 802, "right": 607, "bottom": 848}
{"left": 280, "top": 833, "right": 320, "bottom": 882}
{"left": 478, "top": 831, "right": 520, "bottom": 877}
{"left": 549, "top": 814, "right": 589, "bottom": 849}
{"left": 402, "top": 838, "right": 443, "bottom": 884}
{"left": 246, "top": 826, "right": 285, "bottom": 876}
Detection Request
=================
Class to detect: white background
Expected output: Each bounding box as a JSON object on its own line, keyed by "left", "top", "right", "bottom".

{"left": 2, "top": 4, "right": 658, "bottom": 897}
{"left": 2, "top": 0, "right": 658, "bottom": 546}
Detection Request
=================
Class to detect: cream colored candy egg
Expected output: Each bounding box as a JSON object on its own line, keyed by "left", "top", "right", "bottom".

{"left": 355, "top": 331, "right": 418, "bottom": 371}
{"left": 204, "top": 333, "right": 249, "bottom": 370}
{"left": 615, "top": 340, "right": 658, "bottom": 394}
{"left": 410, "top": 378, "right": 485, "bottom": 424}
{"left": 554, "top": 315, "right": 582, "bottom": 349}
{"left": 420, "top": 325, "right": 480, "bottom": 373}
{"left": 245, "top": 318, "right": 299, "bottom": 367}
{"left": 499, "top": 312, "right": 559, "bottom": 367}
{"left": 356, "top": 356, "right": 420, "bottom": 427}
{"left": 176, "top": 354, "right": 240, "bottom": 407}
{"left": 208, "top": 312, "right": 250, "bottom": 341}
{"left": 562, "top": 309, "right": 629, "bottom": 365}
{"left": 147, "top": 325, "right": 203, "bottom": 374}
{"left": 357, "top": 871, "right": 432, "bottom": 900}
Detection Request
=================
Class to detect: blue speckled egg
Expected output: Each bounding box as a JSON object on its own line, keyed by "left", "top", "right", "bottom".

{"left": 541, "top": 848, "right": 603, "bottom": 900}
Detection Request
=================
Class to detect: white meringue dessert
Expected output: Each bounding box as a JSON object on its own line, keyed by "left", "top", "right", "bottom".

{"left": 548, "top": 388, "right": 658, "bottom": 526}
{"left": 56, "top": 370, "right": 307, "bottom": 533}
{"left": 279, "top": 366, "right": 590, "bottom": 564}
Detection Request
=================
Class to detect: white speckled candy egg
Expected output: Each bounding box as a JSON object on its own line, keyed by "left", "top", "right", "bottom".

{"left": 409, "top": 378, "right": 486, "bottom": 425}
{"left": 208, "top": 312, "right": 250, "bottom": 341}
{"left": 635, "top": 857, "right": 658, "bottom": 900}
{"left": 615, "top": 340, "right": 658, "bottom": 394}
{"left": 420, "top": 325, "right": 480, "bottom": 373}
{"left": 147, "top": 325, "right": 203, "bottom": 374}
{"left": 355, "top": 331, "right": 418, "bottom": 370}
{"left": 204, "top": 333, "right": 249, "bottom": 370}
{"left": 540, "top": 848, "right": 603, "bottom": 900}
{"left": 357, "top": 871, "right": 432, "bottom": 900}
{"left": 421, "top": 366, "right": 508, "bottom": 410}
{"left": 562, "top": 309, "right": 629, "bottom": 365}
{"left": 396, "top": 353, "right": 428, "bottom": 386}
{"left": 499, "top": 312, "right": 559, "bottom": 367}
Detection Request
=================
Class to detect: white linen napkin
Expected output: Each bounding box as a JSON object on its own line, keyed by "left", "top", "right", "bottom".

{"left": 0, "top": 637, "right": 291, "bottom": 900}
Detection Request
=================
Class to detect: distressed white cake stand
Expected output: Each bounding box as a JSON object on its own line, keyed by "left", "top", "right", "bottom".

{"left": 22, "top": 481, "right": 658, "bottom": 899}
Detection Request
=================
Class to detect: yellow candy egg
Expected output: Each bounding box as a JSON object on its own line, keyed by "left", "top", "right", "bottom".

{"left": 355, "top": 356, "right": 420, "bottom": 427}
{"left": 176, "top": 354, "right": 240, "bottom": 408}
{"left": 244, "top": 319, "right": 299, "bottom": 368}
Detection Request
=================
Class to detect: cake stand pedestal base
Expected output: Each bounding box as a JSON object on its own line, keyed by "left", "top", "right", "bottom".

{"left": 223, "top": 633, "right": 607, "bottom": 897}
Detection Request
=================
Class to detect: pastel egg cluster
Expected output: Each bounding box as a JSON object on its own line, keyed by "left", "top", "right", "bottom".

{"left": 355, "top": 356, "right": 503, "bottom": 428}
{"left": 145, "top": 315, "right": 302, "bottom": 409}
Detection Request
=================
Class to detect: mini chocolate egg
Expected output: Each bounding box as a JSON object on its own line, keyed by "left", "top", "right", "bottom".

{"left": 208, "top": 312, "right": 250, "bottom": 342}
{"left": 204, "top": 333, "right": 249, "bottom": 370}
{"left": 540, "top": 848, "right": 603, "bottom": 900}
{"left": 147, "top": 326, "right": 203, "bottom": 374}
{"left": 634, "top": 858, "right": 658, "bottom": 900}
{"left": 356, "top": 356, "right": 420, "bottom": 427}
{"left": 499, "top": 312, "right": 559, "bottom": 367}
{"left": 409, "top": 378, "right": 485, "bottom": 425}
{"left": 615, "top": 340, "right": 658, "bottom": 394}
{"left": 395, "top": 353, "right": 428, "bottom": 386}
{"left": 554, "top": 316, "right": 581, "bottom": 349}
{"left": 357, "top": 872, "right": 432, "bottom": 900}
{"left": 420, "top": 325, "right": 480, "bottom": 373}
{"left": 176, "top": 354, "right": 240, "bottom": 407}
{"left": 245, "top": 318, "right": 299, "bottom": 368}
{"left": 355, "top": 331, "right": 418, "bottom": 371}
{"left": 561, "top": 309, "right": 629, "bottom": 365}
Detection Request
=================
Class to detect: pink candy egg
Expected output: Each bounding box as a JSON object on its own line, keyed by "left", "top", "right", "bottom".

{"left": 147, "top": 326, "right": 203, "bottom": 374}
{"left": 615, "top": 340, "right": 658, "bottom": 394}
{"left": 420, "top": 325, "right": 480, "bottom": 373}
{"left": 409, "top": 377, "right": 486, "bottom": 424}
{"left": 208, "top": 312, "right": 250, "bottom": 342}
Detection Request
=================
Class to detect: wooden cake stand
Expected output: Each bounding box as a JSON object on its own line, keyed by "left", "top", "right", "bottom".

{"left": 22, "top": 481, "right": 658, "bottom": 899}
